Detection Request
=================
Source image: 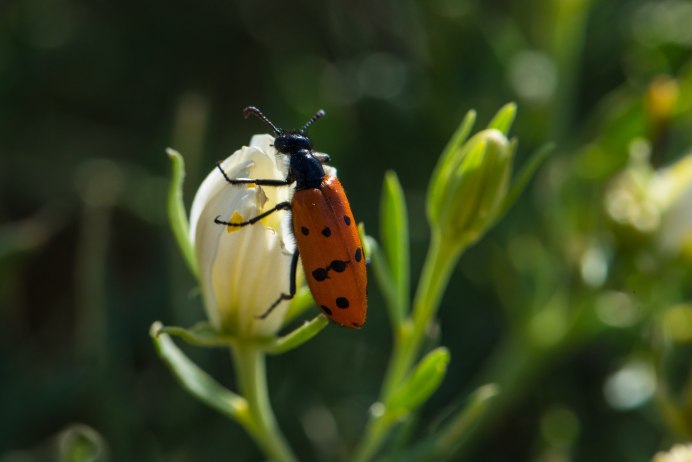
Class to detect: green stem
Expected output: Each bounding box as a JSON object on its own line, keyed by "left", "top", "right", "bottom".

{"left": 354, "top": 232, "right": 464, "bottom": 462}
{"left": 385, "top": 232, "right": 462, "bottom": 400}
{"left": 231, "top": 344, "right": 297, "bottom": 462}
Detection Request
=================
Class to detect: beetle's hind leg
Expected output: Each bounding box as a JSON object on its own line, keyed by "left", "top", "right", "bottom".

{"left": 257, "top": 249, "right": 300, "bottom": 319}
{"left": 214, "top": 201, "right": 291, "bottom": 228}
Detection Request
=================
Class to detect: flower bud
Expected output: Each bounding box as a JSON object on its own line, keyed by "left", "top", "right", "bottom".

{"left": 188, "top": 134, "right": 294, "bottom": 338}
{"left": 427, "top": 121, "right": 516, "bottom": 248}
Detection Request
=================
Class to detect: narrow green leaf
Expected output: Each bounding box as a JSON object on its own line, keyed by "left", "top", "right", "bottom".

{"left": 390, "top": 384, "right": 499, "bottom": 462}
{"left": 265, "top": 314, "right": 330, "bottom": 354}
{"left": 497, "top": 142, "right": 554, "bottom": 221}
{"left": 487, "top": 102, "right": 517, "bottom": 135}
{"left": 433, "top": 384, "right": 500, "bottom": 461}
{"left": 150, "top": 322, "right": 250, "bottom": 425}
{"left": 388, "top": 347, "right": 450, "bottom": 416}
{"left": 380, "top": 171, "right": 410, "bottom": 321}
{"left": 369, "top": 237, "right": 402, "bottom": 328}
{"left": 166, "top": 148, "right": 198, "bottom": 279}
{"left": 357, "top": 222, "right": 370, "bottom": 261}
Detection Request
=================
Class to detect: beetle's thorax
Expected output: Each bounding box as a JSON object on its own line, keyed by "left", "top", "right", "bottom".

{"left": 273, "top": 131, "right": 325, "bottom": 190}
{"left": 289, "top": 150, "right": 325, "bottom": 190}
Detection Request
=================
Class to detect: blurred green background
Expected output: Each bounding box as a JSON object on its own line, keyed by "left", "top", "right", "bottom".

{"left": 2, "top": 0, "right": 692, "bottom": 460}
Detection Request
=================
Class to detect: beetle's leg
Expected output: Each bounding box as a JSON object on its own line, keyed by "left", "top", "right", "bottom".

{"left": 214, "top": 201, "right": 291, "bottom": 228}
{"left": 257, "top": 249, "right": 300, "bottom": 319}
{"left": 216, "top": 162, "right": 291, "bottom": 186}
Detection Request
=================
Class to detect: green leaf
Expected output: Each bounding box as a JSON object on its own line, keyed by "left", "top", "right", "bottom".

{"left": 380, "top": 171, "right": 410, "bottom": 322}
{"left": 388, "top": 347, "right": 450, "bottom": 416}
{"left": 358, "top": 222, "right": 371, "bottom": 261}
{"left": 487, "top": 102, "right": 517, "bottom": 135}
{"left": 166, "top": 148, "right": 198, "bottom": 279}
{"left": 432, "top": 384, "right": 500, "bottom": 461}
{"left": 265, "top": 314, "right": 330, "bottom": 354}
{"left": 369, "top": 237, "right": 401, "bottom": 327}
{"left": 150, "top": 322, "right": 250, "bottom": 425}
{"left": 389, "top": 384, "right": 499, "bottom": 462}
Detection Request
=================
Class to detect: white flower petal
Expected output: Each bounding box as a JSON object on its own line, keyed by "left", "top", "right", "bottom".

{"left": 188, "top": 135, "right": 295, "bottom": 337}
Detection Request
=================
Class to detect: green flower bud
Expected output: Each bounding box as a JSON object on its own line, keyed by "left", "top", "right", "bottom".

{"left": 427, "top": 106, "right": 517, "bottom": 248}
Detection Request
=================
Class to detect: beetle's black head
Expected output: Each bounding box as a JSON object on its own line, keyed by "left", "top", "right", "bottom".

{"left": 243, "top": 106, "right": 326, "bottom": 156}
{"left": 273, "top": 131, "right": 312, "bottom": 154}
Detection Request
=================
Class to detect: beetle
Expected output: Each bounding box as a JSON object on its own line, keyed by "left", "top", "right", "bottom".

{"left": 214, "top": 106, "right": 367, "bottom": 328}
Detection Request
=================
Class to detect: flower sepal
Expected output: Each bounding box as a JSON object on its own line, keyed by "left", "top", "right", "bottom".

{"left": 150, "top": 322, "right": 251, "bottom": 424}
{"left": 155, "top": 321, "right": 241, "bottom": 348}
{"left": 151, "top": 314, "right": 329, "bottom": 355}
{"left": 166, "top": 148, "right": 198, "bottom": 278}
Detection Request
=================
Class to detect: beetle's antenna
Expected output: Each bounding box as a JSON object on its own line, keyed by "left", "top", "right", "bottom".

{"left": 243, "top": 106, "right": 281, "bottom": 134}
{"left": 301, "top": 109, "right": 326, "bottom": 133}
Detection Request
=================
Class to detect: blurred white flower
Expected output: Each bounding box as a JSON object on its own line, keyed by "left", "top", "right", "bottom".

{"left": 653, "top": 443, "right": 692, "bottom": 462}
{"left": 650, "top": 153, "right": 692, "bottom": 258}
{"left": 603, "top": 358, "right": 656, "bottom": 410}
{"left": 604, "top": 139, "right": 660, "bottom": 232}
{"left": 189, "top": 134, "right": 294, "bottom": 338}
{"left": 605, "top": 143, "right": 692, "bottom": 259}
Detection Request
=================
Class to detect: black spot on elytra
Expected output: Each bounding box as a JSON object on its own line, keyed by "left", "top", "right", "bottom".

{"left": 352, "top": 322, "right": 360, "bottom": 328}
{"left": 336, "top": 297, "right": 350, "bottom": 309}
{"left": 312, "top": 268, "right": 328, "bottom": 281}
{"left": 321, "top": 226, "right": 332, "bottom": 237}
{"left": 355, "top": 248, "right": 362, "bottom": 262}
{"left": 330, "top": 260, "right": 347, "bottom": 272}
{"left": 344, "top": 215, "right": 351, "bottom": 226}
{"left": 321, "top": 305, "right": 332, "bottom": 315}
{"left": 300, "top": 226, "right": 310, "bottom": 236}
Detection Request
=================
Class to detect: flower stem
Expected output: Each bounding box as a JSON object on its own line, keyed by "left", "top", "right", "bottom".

{"left": 231, "top": 344, "right": 297, "bottom": 462}
{"left": 354, "top": 232, "right": 464, "bottom": 462}
{"left": 385, "top": 232, "right": 462, "bottom": 397}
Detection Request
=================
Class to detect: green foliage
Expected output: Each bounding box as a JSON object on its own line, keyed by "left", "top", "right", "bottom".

{"left": 379, "top": 171, "right": 410, "bottom": 325}
{"left": 387, "top": 347, "right": 450, "bottom": 418}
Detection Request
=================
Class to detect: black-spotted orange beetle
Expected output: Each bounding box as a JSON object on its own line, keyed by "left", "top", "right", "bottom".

{"left": 214, "top": 107, "right": 367, "bottom": 328}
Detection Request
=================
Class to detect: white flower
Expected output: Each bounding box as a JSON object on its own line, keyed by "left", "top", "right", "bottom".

{"left": 189, "top": 134, "right": 294, "bottom": 338}
{"left": 653, "top": 443, "right": 692, "bottom": 462}
{"left": 605, "top": 144, "right": 692, "bottom": 258}
{"left": 650, "top": 153, "right": 692, "bottom": 258}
